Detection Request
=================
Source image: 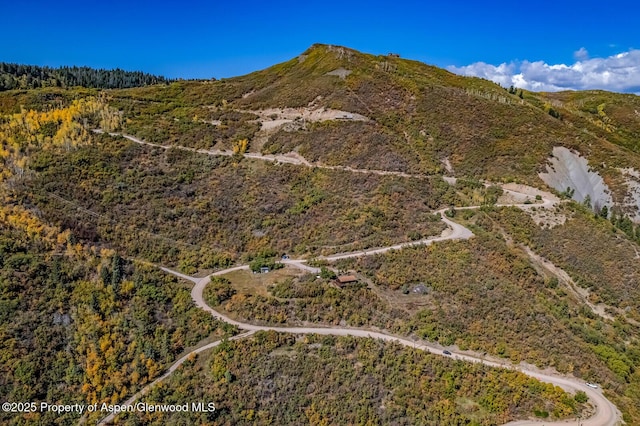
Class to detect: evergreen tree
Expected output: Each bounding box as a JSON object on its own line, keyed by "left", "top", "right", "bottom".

{"left": 0, "top": 62, "right": 173, "bottom": 91}
{"left": 100, "top": 265, "right": 111, "bottom": 285}
{"left": 599, "top": 205, "right": 608, "bottom": 219}
{"left": 111, "top": 254, "right": 123, "bottom": 288}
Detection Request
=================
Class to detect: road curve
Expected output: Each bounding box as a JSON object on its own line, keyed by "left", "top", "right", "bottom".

{"left": 289, "top": 210, "right": 473, "bottom": 264}
{"left": 185, "top": 272, "right": 620, "bottom": 426}
{"left": 92, "top": 148, "right": 620, "bottom": 426}
{"left": 181, "top": 192, "right": 620, "bottom": 426}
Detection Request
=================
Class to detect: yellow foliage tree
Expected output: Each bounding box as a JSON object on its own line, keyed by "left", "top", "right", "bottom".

{"left": 0, "top": 96, "right": 121, "bottom": 183}
{"left": 232, "top": 138, "right": 248, "bottom": 155}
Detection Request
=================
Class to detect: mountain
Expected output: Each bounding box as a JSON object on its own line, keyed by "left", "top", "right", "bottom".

{"left": 1, "top": 44, "right": 640, "bottom": 424}
{"left": 109, "top": 44, "right": 640, "bottom": 219}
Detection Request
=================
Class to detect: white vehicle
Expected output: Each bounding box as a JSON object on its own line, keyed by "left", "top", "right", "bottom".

{"left": 586, "top": 382, "right": 598, "bottom": 389}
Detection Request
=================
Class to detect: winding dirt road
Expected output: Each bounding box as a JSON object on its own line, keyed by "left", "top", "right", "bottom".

{"left": 188, "top": 289, "right": 619, "bottom": 425}
{"left": 107, "top": 200, "right": 622, "bottom": 425}
{"left": 93, "top": 130, "right": 430, "bottom": 179}
{"left": 93, "top": 132, "right": 622, "bottom": 425}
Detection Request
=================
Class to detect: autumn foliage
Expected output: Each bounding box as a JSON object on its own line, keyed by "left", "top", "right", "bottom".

{"left": 0, "top": 96, "right": 121, "bottom": 182}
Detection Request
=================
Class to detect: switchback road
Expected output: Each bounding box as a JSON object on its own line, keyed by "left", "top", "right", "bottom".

{"left": 91, "top": 135, "right": 620, "bottom": 425}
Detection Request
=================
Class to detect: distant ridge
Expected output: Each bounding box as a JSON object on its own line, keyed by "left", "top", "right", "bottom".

{"left": 0, "top": 62, "right": 173, "bottom": 91}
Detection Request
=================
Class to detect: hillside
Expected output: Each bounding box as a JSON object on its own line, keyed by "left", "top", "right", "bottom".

{"left": 104, "top": 44, "right": 640, "bottom": 221}
{"left": 1, "top": 44, "right": 639, "bottom": 424}
{"left": 118, "top": 332, "right": 584, "bottom": 425}
{"left": 0, "top": 207, "right": 227, "bottom": 425}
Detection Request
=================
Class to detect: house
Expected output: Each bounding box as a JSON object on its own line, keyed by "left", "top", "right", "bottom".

{"left": 260, "top": 266, "right": 270, "bottom": 274}
{"left": 335, "top": 275, "right": 358, "bottom": 287}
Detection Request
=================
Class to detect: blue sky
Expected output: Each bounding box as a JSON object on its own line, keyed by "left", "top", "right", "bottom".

{"left": 2, "top": 0, "right": 639, "bottom": 91}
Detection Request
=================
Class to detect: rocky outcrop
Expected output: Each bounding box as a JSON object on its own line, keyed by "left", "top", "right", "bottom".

{"left": 539, "top": 147, "right": 612, "bottom": 211}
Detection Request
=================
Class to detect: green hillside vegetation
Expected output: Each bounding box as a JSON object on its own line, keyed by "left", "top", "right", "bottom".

{"left": 107, "top": 97, "right": 261, "bottom": 151}
{"left": 0, "top": 209, "right": 227, "bottom": 425}
{"left": 263, "top": 120, "right": 428, "bottom": 173}
{"left": 486, "top": 205, "right": 640, "bottom": 313}
{"left": 477, "top": 205, "right": 640, "bottom": 421}
{"left": 236, "top": 229, "right": 620, "bottom": 378}
{"left": 119, "top": 331, "right": 584, "bottom": 425}
{"left": 207, "top": 274, "right": 408, "bottom": 328}
{"left": 94, "top": 45, "right": 640, "bottom": 219}
{"left": 21, "top": 134, "right": 449, "bottom": 271}
{"left": 206, "top": 219, "right": 640, "bottom": 420}
{"left": 339, "top": 223, "right": 640, "bottom": 422}
{"left": 2, "top": 44, "right": 640, "bottom": 423}
{"left": 0, "top": 86, "right": 101, "bottom": 114}
{"left": 532, "top": 90, "right": 640, "bottom": 153}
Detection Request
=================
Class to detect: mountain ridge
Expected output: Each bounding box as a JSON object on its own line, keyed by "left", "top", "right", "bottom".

{"left": 166, "top": 44, "right": 640, "bottom": 219}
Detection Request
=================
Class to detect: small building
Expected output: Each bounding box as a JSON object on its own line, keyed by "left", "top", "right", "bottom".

{"left": 260, "top": 266, "right": 270, "bottom": 274}
{"left": 336, "top": 275, "right": 358, "bottom": 287}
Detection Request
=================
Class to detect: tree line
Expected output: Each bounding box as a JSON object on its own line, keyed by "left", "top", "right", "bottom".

{"left": 0, "top": 62, "right": 173, "bottom": 91}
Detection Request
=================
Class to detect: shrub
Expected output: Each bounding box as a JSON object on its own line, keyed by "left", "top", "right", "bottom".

{"left": 204, "top": 277, "right": 236, "bottom": 305}
{"left": 575, "top": 391, "right": 588, "bottom": 403}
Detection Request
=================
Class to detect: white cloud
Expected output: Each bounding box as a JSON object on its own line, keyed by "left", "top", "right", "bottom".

{"left": 574, "top": 47, "right": 589, "bottom": 61}
{"left": 448, "top": 49, "right": 640, "bottom": 94}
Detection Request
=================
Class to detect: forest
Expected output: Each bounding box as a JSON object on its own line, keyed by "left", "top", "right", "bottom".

{"left": 0, "top": 63, "right": 172, "bottom": 91}
{"left": 0, "top": 207, "right": 230, "bottom": 425}
{"left": 0, "top": 95, "right": 233, "bottom": 424}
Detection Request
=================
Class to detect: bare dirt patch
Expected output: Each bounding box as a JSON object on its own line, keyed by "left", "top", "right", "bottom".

{"left": 248, "top": 107, "right": 369, "bottom": 127}
{"left": 499, "top": 183, "right": 564, "bottom": 228}
{"left": 442, "top": 157, "right": 454, "bottom": 174}
{"left": 325, "top": 68, "right": 352, "bottom": 79}
{"left": 502, "top": 183, "right": 559, "bottom": 202}
{"left": 240, "top": 106, "right": 369, "bottom": 151}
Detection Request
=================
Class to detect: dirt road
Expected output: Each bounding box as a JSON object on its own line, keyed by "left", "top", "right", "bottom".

{"left": 94, "top": 130, "right": 430, "bottom": 179}
{"left": 91, "top": 133, "right": 621, "bottom": 425}
{"left": 182, "top": 187, "right": 619, "bottom": 426}
{"left": 97, "top": 331, "right": 256, "bottom": 425}
{"left": 184, "top": 266, "right": 621, "bottom": 426}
